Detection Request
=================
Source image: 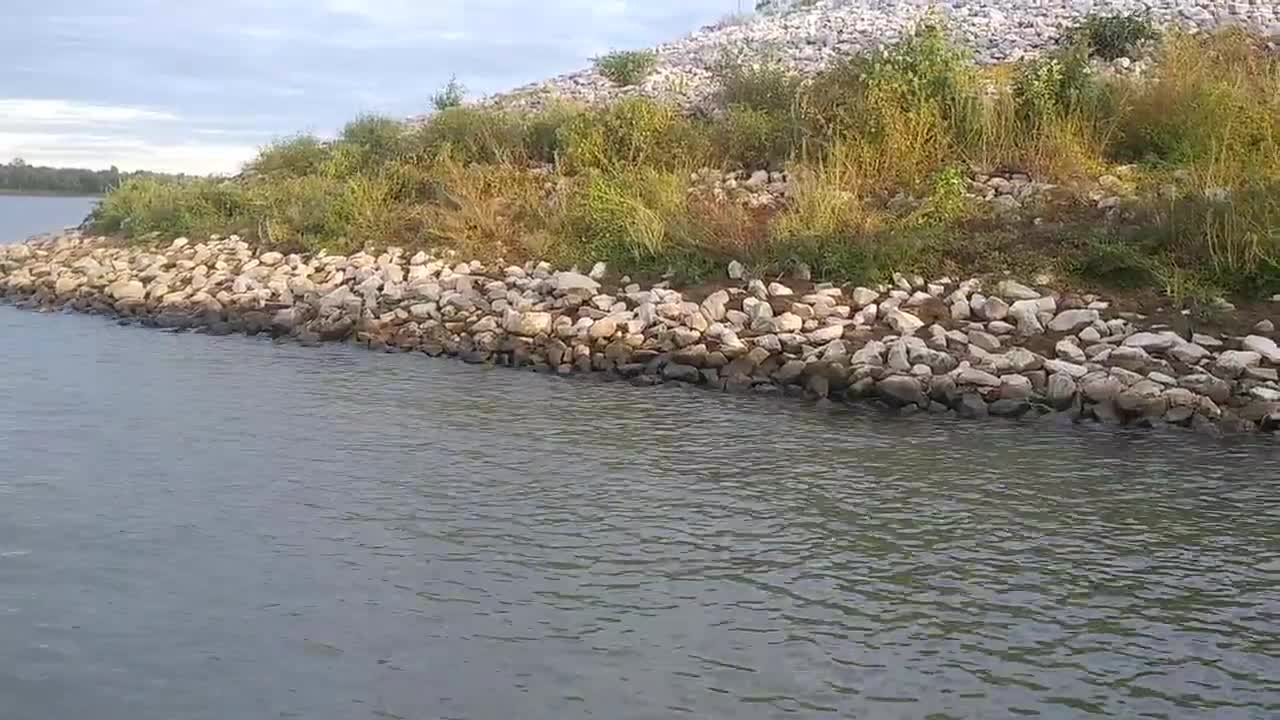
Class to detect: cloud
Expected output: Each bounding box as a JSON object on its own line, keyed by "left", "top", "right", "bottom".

{"left": 0, "top": 99, "right": 177, "bottom": 126}
{"left": 5, "top": 0, "right": 732, "bottom": 173}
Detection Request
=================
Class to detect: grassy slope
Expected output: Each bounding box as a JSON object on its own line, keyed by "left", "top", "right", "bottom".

{"left": 88, "top": 17, "right": 1280, "bottom": 304}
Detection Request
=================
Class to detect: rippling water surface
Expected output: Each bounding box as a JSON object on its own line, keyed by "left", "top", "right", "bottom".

{"left": 1, "top": 306, "right": 1278, "bottom": 720}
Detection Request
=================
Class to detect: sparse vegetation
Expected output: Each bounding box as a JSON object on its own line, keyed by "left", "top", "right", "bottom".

{"left": 90, "top": 17, "right": 1280, "bottom": 297}
{"left": 594, "top": 50, "right": 659, "bottom": 86}
{"left": 431, "top": 75, "right": 466, "bottom": 111}
{"left": 1067, "top": 11, "right": 1158, "bottom": 60}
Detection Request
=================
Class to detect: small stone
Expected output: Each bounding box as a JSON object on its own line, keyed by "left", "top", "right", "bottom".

{"left": 1170, "top": 343, "right": 1210, "bottom": 365}
{"left": 588, "top": 262, "right": 607, "bottom": 280}
{"left": 878, "top": 376, "right": 925, "bottom": 408}
{"left": 956, "top": 393, "right": 989, "bottom": 418}
{"left": 956, "top": 367, "right": 1001, "bottom": 387}
{"left": 727, "top": 260, "right": 744, "bottom": 280}
{"left": 554, "top": 271, "right": 600, "bottom": 293}
{"left": 979, "top": 296, "right": 1009, "bottom": 321}
{"left": 885, "top": 309, "right": 924, "bottom": 334}
{"left": 1055, "top": 339, "right": 1086, "bottom": 363}
{"left": 1123, "top": 331, "right": 1181, "bottom": 352}
{"left": 1078, "top": 326, "right": 1102, "bottom": 343}
{"left": 1254, "top": 319, "right": 1275, "bottom": 334}
{"left": 774, "top": 359, "right": 806, "bottom": 384}
{"left": 851, "top": 287, "right": 879, "bottom": 307}
{"left": 589, "top": 317, "right": 618, "bottom": 340}
{"left": 768, "top": 282, "right": 794, "bottom": 297}
{"left": 1047, "top": 374, "right": 1077, "bottom": 409}
{"left": 1242, "top": 335, "right": 1280, "bottom": 364}
{"left": 662, "top": 363, "right": 702, "bottom": 383}
{"left": 967, "top": 330, "right": 1001, "bottom": 352}
{"left": 989, "top": 399, "right": 1030, "bottom": 417}
{"left": 1048, "top": 309, "right": 1100, "bottom": 333}
{"left": 996, "top": 280, "right": 1040, "bottom": 301}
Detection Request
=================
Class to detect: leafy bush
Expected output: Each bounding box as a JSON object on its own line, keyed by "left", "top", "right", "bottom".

{"left": 569, "top": 169, "right": 686, "bottom": 261}
{"left": 594, "top": 50, "right": 658, "bottom": 86}
{"left": 406, "top": 107, "right": 528, "bottom": 165}
{"left": 1067, "top": 11, "right": 1158, "bottom": 60}
{"left": 253, "top": 175, "right": 350, "bottom": 252}
{"left": 801, "top": 18, "right": 980, "bottom": 178}
{"left": 714, "top": 106, "right": 796, "bottom": 169}
{"left": 713, "top": 55, "right": 801, "bottom": 113}
{"left": 334, "top": 114, "right": 409, "bottom": 172}
{"left": 246, "top": 135, "right": 331, "bottom": 177}
{"left": 1013, "top": 45, "right": 1094, "bottom": 122}
{"left": 1115, "top": 30, "right": 1280, "bottom": 176}
{"left": 91, "top": 177, "right": 248, "bottom": 238}
{"left": 416, "top": 160, "right": 557, "bottom": 261}
{"left": 432, "top": 75, "right": 466, "bottom": 111}
{"left": 559, "top": 98, "right": 708, "bottom": 172}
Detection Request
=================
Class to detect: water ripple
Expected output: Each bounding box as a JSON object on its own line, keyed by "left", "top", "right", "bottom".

{"left": 1, "top": 306, "right": 1278, "bottom": 720}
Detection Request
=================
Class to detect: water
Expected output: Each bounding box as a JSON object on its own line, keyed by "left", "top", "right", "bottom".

{"left": 0, "top": 193, "right": 98, "bottom": 244}
{"left": 1, "top": 306, "right": 1278, "bottom": 720}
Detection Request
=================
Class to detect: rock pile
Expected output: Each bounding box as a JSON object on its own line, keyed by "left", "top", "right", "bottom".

{"left": 444, "top": 0, "right": 1280, "bottom": 115}
{"left": 4, "top": 233, "right": 1279, "bottom": 436}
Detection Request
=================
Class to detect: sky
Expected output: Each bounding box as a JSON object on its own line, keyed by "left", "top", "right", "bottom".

{"left": 1, "top": 0, "right": 744, "bottom": 175}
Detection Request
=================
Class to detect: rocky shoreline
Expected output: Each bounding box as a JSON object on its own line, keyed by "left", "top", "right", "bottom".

{"left": 3, "top": 233, "right": 1280, "bottom": 437}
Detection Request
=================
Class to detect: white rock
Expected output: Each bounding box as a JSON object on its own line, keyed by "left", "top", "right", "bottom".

{"left": 967, "top": 330, "right": 1001, "bottom": 352}
{"left": 767, "top": 282, "right": 794, "bottom": 297}
{"left": 553, "top": 271, "right": 600, "bottom": 293}
{"left": 1242, "top": 335, "right": 1280, "bottom": 364}
{"left": 885, "top": 309, "right": 923, "bottom": 334}
{"left": 505, "top": 311, "right": 554, "bottom": 337}
{"left": 850, "top": 287, "right": 879, "bottom": 307}
{"left": 1055, "top": 339, "right": 1086, "bottom": 363}
{"left": 1123, "top": 331, "right": 1182, "bottom": 352}
{"left": 996, "top": 280, "right": 1040, "bottom": 301}
{"left": 1048, "top": 309, "right": 1099, "bottom": 333}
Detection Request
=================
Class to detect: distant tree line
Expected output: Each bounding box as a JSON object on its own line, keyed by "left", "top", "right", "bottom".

{"left": 0, "top": 158, "right": 182, "bottom": 195}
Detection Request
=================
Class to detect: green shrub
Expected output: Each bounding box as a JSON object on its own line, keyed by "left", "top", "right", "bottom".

{"left": 431, "top": 75, "right": 466, "bottom": 111}
{"left": 336, "top": 114, "right": 408, "bottom": 171}
{"left": 1013, "top": 45, "right": 1094, "bottom": 122}
{"left": 522, "top": 102, "right": 584, "bottom": 164}
{"left": 246, "top": 135, "right": 330, "bottom": 177}
{"left": 1073, "top": 236, "right": 1156, "bottom": 287}
{"left": 570, "top": 169, "right": 685, "bottom": 260}
{"left": 406, "top": 106, "right": 527, "bottom": 165}
{"left": 1115, "top": 30, "right": 1280, "bottom": 173}
{"left": 713, "top": 55, "right": 801, "bottom": 113}
{"left": 559, "top": 97, "right": 708, "bottom": 172}
{"left": 802, "top": 18, "right": 980, "bottom": 154}
{"left": 1067, "top": 12, "right": 1158, "bottom": 60}
{"left": 594, "top": 50, "right": 658, "bottom": 86}
{"left": 90, "top": 177, "right": 248, "bottom": 238}
{"left": 714, "top": 106, "right": 796, "bottom": 169}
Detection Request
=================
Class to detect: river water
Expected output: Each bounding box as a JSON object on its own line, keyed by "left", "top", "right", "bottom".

{"left": 3, "top": 200, "right": 1280, "bottom": 720}
{"left": 0, "top": 194, "right": 98, "bottom": 244}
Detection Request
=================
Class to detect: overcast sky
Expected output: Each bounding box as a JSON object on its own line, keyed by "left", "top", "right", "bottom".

{"left": 2, "top": 0, "right": 742, "bottom": 174}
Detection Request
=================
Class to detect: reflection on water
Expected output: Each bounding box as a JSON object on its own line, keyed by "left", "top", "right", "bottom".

{"left": 1, "top": 306, "right": 1278, "bottom": 719}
